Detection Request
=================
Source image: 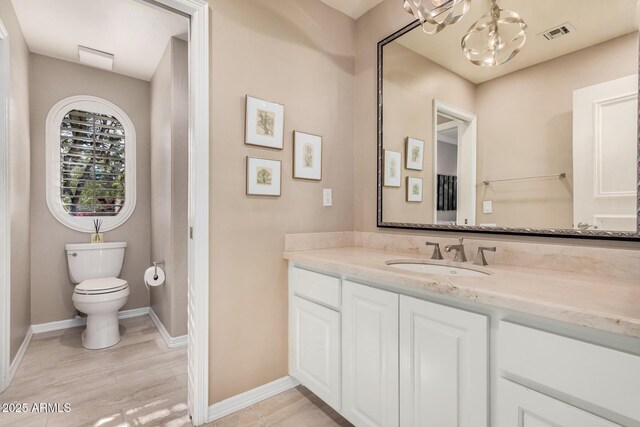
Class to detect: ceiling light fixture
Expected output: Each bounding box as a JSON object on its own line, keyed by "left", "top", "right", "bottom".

{"left": 461, "top": 0, "right": 527, "bottom": 67}
{"left": 403, "top": 0, "right": 471, "bottom": 35}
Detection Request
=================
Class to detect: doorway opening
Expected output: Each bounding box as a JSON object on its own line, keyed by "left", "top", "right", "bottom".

{"left": 432, "top": 99, "right": 477, "bottom": 227}
{"left": 0, "top": 0, "right": 209, "bottom": 424}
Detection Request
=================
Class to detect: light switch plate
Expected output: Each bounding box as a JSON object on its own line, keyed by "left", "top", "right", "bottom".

{"left": 323, "top": 189, "right": 332, "bottom": 207}
{"left": 483, "top": 200, "right": 493, "bottom": 214}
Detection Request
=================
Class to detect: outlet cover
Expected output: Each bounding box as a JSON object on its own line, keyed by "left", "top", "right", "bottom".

{"left": 483, "top": 200, "right": 493, "bottom": 214}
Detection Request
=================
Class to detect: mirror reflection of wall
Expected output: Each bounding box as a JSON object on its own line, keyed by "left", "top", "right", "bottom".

{"left": 380, "top": 0, "right": 639, "bottom": 233}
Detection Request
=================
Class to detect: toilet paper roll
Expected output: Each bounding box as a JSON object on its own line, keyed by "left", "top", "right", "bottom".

{"left": 144, "top": 266, "right": 165, "bottom": 289}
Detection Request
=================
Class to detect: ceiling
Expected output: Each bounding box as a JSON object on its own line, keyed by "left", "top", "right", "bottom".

{"left": 320, "top": 0, "right": 385, "bottom": 19}
{"left": 11, "top": 0, "right": 189, "bottom": 81}
{"left": 395, "top": 0, "right": 640, "bottom": 84}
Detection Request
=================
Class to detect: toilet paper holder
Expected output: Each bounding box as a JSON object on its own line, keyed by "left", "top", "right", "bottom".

{"left": 152, "top": 261, "right": 165, "bottom": 280}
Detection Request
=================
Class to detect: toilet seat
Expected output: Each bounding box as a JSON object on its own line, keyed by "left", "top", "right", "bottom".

{"left": 74, "top": 277, "right": 128, "bottom": 295}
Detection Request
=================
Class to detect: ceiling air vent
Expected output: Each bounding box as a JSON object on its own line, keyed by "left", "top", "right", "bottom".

{"left": 539, "top": 23, "right": 576, "bottom": 41}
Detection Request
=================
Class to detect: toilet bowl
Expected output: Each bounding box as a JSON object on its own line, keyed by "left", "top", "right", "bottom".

{"left": 72, "top": 277, "right": 130, "bottom": 349}
{"left": 66, "top": 242, "right": 128, "bottom": 350}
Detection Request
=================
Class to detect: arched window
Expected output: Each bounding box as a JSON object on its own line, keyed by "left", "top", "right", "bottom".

{"left": 46, "top": 96, "right": 136, "bottom": 232}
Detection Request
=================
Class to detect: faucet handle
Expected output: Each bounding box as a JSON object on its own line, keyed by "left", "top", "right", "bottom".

{"left": 425, "top": 242, "right": 443, "bottom": 260}
{"left": 473, "top": 247, "right": 496, "bottom": 266}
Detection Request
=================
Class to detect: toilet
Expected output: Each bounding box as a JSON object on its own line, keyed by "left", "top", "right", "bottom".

{"left": 65, "top": 242, "right": 129, "bottom": 350}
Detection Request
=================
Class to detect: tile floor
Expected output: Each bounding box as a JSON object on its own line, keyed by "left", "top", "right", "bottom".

{"left": 0, "top": 315, "right": 351, "bottom": 427}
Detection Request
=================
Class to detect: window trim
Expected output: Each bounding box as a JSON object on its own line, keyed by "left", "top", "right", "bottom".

{"left": 46, "top": 95, "right": 136, "bottom": 232}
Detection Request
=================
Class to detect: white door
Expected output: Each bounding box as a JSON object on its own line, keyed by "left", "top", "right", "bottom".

{"left": 498, "top": 379, "right": 621, "bottom": 427}
{"left": 399, "top": 296, "right": 488, "bottom": 427}
{"left": 573, "top": 75, "right": 638, "bottom": 232}
{"left": 290, "top": 296, "right": 341, "bottom": 410}
{"left": 342, "top": 281, "right": 399, "bottom": 427}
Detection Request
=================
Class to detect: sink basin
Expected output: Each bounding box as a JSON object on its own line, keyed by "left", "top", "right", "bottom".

{"left": 386, "top": 260, "right": 491, "bottom": 277}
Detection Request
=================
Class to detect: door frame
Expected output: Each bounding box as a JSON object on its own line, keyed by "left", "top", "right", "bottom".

{"left": 0, "top": 1, "right": 210, "bottom": 425}
{"left": 153, "top": 0, "right": 210, "bottom": 424}
{"left": 432, "top": 99, "right": 477, "bottom": 226}
{"left": 0, "top": 16, "right": 10, "bottom": 395}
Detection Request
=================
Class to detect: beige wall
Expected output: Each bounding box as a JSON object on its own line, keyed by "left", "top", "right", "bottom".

{"left": 476, "top": 33, "right": 638, "bottom": 228}
{"left": 354, "top": 0, "right": 640, "bottom": 251}
{"left": 382, "top": 41, "right": 475, "bottom": 224}
{"left": 209, "top": 0, "right": 355, "bottom": 403}
{"left": 29, "top": 54, "right": 151, "bottom": 324}
{"left": 150, "top": 37, "right": 188, "bottom": 337}
{"left": 0, "top": 0, "right": 32, "bottom": 362}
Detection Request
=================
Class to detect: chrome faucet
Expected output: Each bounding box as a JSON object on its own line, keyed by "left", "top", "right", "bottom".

{"left": 473, "top": 247, "right": 496, "bottom": 266}
{"left": 445, "top": 238, "right": 467, "bottom": 262}
{"left": 425, "top": 242, "right": 443, "bottom": 260}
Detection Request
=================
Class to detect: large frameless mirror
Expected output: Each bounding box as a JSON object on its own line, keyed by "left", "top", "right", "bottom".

{"left": 378, "top": 0, "right": 640, "bottom": 240}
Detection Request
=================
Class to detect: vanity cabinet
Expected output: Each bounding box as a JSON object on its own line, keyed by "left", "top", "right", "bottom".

{"left": 289, "top": 267, "right": 490, "bottom": 427}
{"left": 400, "top": 295, "right": 487, "bottom": 427}
{"left": 342, "top": 280, "right": 399, "bottom": 427}
{"left": 288, "top": 261, "right": 640, "bottom": 427}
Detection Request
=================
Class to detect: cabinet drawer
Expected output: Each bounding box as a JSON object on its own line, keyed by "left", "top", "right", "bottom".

{"left": 498, "top": 379, "right": 620, "bottom": 427}
{"left": 291, "top": 267, "right": 340, "bottom": 309}
{"left": 499, "top": 321, "right": 640, "bottom": 421}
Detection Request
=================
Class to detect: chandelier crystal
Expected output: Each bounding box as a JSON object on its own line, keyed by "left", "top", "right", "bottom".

{"left": 461, "top": 0, "right": 527, "bottom": 67}
{"left": 403, "top": 0, "right": 471, "bottom": 35}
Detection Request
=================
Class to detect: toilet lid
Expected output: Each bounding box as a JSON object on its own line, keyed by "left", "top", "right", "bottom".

{"left": 75, "top": 277, "right": 128, "bottom": 295}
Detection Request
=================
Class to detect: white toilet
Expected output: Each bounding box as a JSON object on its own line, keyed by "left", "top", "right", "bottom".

{"left": 65, "top": 242, "right": 129, "bottom": 350}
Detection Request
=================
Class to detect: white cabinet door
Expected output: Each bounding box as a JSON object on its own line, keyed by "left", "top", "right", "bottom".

{"left": 290, "top": 296, "right": 341, "bottom": 410}
{"left": 342, "top": 280, "right": 399, "bottom": 427}
{"left": 399, "top": 296, "right": 488, "bottom": 427}
{"left": 498, "top": 379, "right": 621, "bottom": 427}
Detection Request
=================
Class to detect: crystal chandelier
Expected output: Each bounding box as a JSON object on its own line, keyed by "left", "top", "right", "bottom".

{"left": 461, "top": 0, "right": 527, "bottom": 66}
{"left": 403, "top": 0, "right": 471, "bottom": 35}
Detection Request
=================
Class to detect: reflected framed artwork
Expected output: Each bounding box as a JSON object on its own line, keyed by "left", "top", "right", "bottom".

{"left": 293, "top": 131, "right": 322, "bottom": 180}
{"left": 405, "top": 137, "right": 424, "bottom": 171}
{"left": 406, "top": 177, "right": 423, "bottom": 202}
{"left": 384, "top": 150, "right": 401, "bottom": 187}
{"left": 245, "top": 95, "right": 284, "bottom": 149}
{"left": 246, "top": 156, "right": 281, "bottom": 196}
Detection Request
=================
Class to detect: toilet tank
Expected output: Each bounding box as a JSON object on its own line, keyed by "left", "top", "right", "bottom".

{"left": 65, "top": 242, "right": 127, "bottom": 284}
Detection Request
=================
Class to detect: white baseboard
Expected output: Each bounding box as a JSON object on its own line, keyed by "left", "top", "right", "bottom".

{"left": 31, "top": 306, "right": 150, "bottom": 334}
{"left": 148, "top": 307, "right": 187, "bottom": 349}
{"left": 208, "top": 376, "right": 300, "bottom": 422}
{"left": 7, "top": 326, "right": 33, "bottom": 386}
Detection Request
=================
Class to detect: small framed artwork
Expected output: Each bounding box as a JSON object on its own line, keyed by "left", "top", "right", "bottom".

{"left": 293, "top": 131, "right": 322, "bottom": 180}
{"left": 405, "top": 137, "right": 425, "bottom": 171}
{"left": 384, "top": 150, "right": 401, "bottom": 187}
{"left": 406, "top": 177, "right": 423, "bottom": 202}
{"left": 246, "top": 156, "right": 281, "bottom": 196}
{"left": 245, "top": 95, "right": 284, "bottom": 149}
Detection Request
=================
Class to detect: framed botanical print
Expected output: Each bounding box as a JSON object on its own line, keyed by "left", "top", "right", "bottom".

{"left": 293, "top": 131, "right": 322, "bottom": 180}
{"left": 405, "top": 137, "right": 425, "bottom": 170}
{"left": 245, "top": 95, "right": 284, "bottom": 149}
{"left": 246, "top": 156, "right": 281, "bottom": 196}
{"left": 406, "top": 177, "right": 423, "bottom": 202}
{"left": 384, "top": 150, "right": 401, "bottom": 187}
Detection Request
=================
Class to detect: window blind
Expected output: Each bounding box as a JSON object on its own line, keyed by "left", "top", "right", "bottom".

{"left": 60, "top": 109, "right": 126, "bottom": 216}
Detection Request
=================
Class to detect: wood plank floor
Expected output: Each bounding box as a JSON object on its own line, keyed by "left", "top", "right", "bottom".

{"left": 0, "top": 316, "right": 351, "bottom": 427}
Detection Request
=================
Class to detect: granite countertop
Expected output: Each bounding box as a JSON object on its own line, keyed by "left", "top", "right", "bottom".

{"left": 283, "top": 246, "right": 640, "bottom": 338}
